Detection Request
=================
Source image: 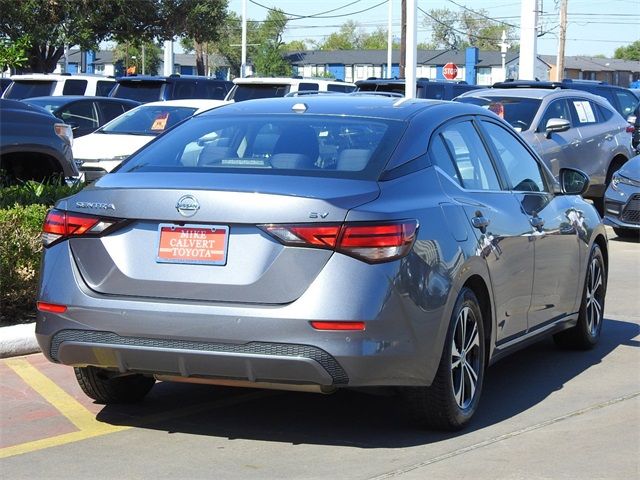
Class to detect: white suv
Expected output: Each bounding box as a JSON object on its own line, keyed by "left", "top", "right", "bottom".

{"left": 2, "top": 74, "right": 115, "bottom": 99}
{"left": 225, "top": 77, "right": 356, "bottom": 102}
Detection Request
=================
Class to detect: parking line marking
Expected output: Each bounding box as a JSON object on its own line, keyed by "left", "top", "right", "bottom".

{"left": 0, "top": 358, "right": 275, "bottom": 459}
{"left": 4, "top": 358, "right": 112, "bottom": 432}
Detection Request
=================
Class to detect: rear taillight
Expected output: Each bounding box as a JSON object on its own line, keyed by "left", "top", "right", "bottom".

{"left": 626, "top": 125, "right": 635, "bottom": 133}
{"left": 261, "top": 220, "right": 418, "bottom": 263}
{"left": 42, "top": 209, "right": 117, "bottom": 246}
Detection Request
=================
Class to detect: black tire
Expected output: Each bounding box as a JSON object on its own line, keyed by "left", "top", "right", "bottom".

{"left": 554, "top": 244, "right": 606, "bottom": 350}
{"left": 404, "top": 287, "right": 486, "bottom": 430}
{"left": 613, "top": 227, "right": 639, "bottom": 241}
{"left": 74, "top": 366, "right": 155, "bottom": 404}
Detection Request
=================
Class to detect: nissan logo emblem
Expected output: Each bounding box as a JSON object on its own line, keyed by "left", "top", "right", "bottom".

{"left": 176, "top": 195, "right": 200, "bottom": 217}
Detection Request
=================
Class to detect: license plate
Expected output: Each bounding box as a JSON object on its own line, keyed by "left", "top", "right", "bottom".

{"left": 157, "top": 224, "right": 229, "bottom": 265}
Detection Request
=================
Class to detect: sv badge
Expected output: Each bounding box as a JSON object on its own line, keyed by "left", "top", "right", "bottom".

{"left": 309, "top": 212, "right": 329, "bottom": 219}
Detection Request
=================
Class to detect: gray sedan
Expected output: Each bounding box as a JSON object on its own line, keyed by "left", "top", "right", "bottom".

{"left": 36, "top": 96, "right": 607, "bottom": 430}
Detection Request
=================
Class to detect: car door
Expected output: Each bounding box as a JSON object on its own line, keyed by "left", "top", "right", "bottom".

{"left": 531, "top": 98, "right": 581, "bottom": 177}
{"left": 568, "top": 97, "right": 611, "bottom": 189}
{"left": 430, "top": 118, "right": 534, "bottom": 343}
{"left": 479, "top": 118, "right": 581, "bottom": 329}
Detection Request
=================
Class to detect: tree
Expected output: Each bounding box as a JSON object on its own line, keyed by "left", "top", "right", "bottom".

{"left": 0, "top": 0, "right": 157, "bottom": 73}
{"left": 316, "top": 22, "right": 399, "bottom": 51}
{"left": 285, "top": 40, "right": 307, "bottom": 52}
{"left": 614, "top": 40, "right": 640, "bottom": 61}
{"left": 422, "top": 7, "right": 517, "bottom": 51}
{"left": 0, "top": 36, "right": 30, "bottom": 74}
{"left": 113, "top": 41, "right": 162, "bottom": 75}
{"left": 251, "top": 9, "right": 290, "bottom": 76}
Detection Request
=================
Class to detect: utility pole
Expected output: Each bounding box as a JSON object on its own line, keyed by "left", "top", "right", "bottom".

{"left": 499, "top": 30, "right": 510, "bottom": 82}
{"left": 556, "top": 0, "right": 568, "bottom": 81}
{"left": 400, "top": 0, "right": 406, "bottom": 78}
{"left": 241, "top": 0, "right": 247, "bottom": 77}
{"left": 386, "top": 0, "right": 393, "bottom": 78}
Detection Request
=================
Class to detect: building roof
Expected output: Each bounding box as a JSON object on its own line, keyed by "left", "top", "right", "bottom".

{"left": 284, "top": 49, "right": 520, "bottom": 67}
{"left": 64, "top": 49, "right": 229, "bottom": 67}
{"left": 539, "top": 54, "right": 640, "bottom": 72}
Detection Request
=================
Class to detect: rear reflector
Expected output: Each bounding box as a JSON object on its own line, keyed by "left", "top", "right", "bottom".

{"left": 310, "top": 321, "right": 366, "bottom": 331}
{"left": 626, "top": 125, "right": 635, "bottom": 133}
{"left": 261, "top": 220, "right": 418, "bottom": 263}
{"left": 42, "top": 209, "right": 117, "bottom": 246}
{"left": 37, "top": 301, "right": 67, "bottom": 313}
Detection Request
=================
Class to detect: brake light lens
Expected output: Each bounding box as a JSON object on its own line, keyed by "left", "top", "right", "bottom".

{"left": 37, "top": 301, "right": 67, "bottom": 313}
{"left": 261, "top": 220, "right": 418, "bottom": 263}
{"left": 626, "top": 125, "right": 635, "bottom": 133}
{"left": 42, "top": 209, "right": 116, "bottom": 246}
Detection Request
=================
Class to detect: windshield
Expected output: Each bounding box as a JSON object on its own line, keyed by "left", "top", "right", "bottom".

{"left": 117, "top": 114, "right": 405, "bottom": 180}
{"left": 4, "top": 80, "right": 55, "bottom": 99}
{"left": 456, "top": 96, "right": 542, "bottom": 131}
{"left": 113, "top": 81, "right": 164, "bottom": 102}
{"left": 230, "top": 84, "right": 291, "bottom": 102}
{"left": 100, "top": 105, "right": 197, "bottom": 136}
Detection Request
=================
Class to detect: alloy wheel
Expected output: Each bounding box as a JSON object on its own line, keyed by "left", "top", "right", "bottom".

{"left": 585, "top": 256, "right": 604, "bottom": 337}
{"left": 451, "top": 306, "right": 481, "bottom": 409}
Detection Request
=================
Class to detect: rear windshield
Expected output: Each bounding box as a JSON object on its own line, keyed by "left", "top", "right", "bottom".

{"left": 4, "top": 80, "right": 55, "bottom": 99}
{"left": 112, "top": 81, "right": 164, "bottom": 102}
{"left": 99, "top": 105, "right": 197, "bottom": 135}
{"left": 456, "top": 96, "right": 542, "bottom": 131}
{"left": 117, "top": 114, "right": 405, "bottom": 180}
{"left": 229, "top": 84, "right": 291, "bottom": 102}
{"left": 357, "top": 83, "right": 405, "bottom": 94}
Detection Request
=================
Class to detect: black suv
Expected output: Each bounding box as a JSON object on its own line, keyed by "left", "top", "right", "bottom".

{"left": 493, "top": 79, "right": 639, "bottom": 120}
{"left": 110, "top": 75, "right": 233, "bottom": 103}
{"left": 355, "top": 78, "right": 482, "bottom": 100}
{"left": 0, "top": 99, "right": 78, "bottom": 182}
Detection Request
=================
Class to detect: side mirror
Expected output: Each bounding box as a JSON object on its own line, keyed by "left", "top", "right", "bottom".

{"left": 558, "top": 167, "right": 589, "bottom": 196}
{"left": 545, "top": 118, "right": 571, "bottom": 138}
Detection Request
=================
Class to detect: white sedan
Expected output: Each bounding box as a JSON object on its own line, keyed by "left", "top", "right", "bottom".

{"left": 73, "top": 99, "right": 228, "bottom": 181}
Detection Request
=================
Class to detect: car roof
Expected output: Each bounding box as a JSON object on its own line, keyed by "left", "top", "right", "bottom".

{"left": 356, "top": 78, "right": 474, "bottom": 86}
{"left": 200, "top": 95, "right": 453, "bottom": 120}
{"left": 233, "top": 77, "right": 351, "bottom": 86}
{"left": 458, "top": 87, "right": 610, "bottom": 102}
{"left": 9, "top": 74, "right": 114, "bottom": 81}
{"left": 138, "top": 99, "right": 230, "bottom": 113}
{"left": 25, "top": 95, "right": 139, "bottom": 103}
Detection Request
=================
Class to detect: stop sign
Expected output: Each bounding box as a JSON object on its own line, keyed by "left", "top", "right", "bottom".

{"left": 443, "top": 63, "right": 459, "bottom": 80}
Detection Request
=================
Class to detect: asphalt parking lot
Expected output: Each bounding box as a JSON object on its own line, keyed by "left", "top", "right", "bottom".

{"left": 1, "top": 229, "right": 638, "bottom": 480}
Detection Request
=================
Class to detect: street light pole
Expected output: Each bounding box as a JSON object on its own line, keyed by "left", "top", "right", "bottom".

{"left": 241, "top": 0, "right": 247, "bottom": 77}
{"left": 499, "top": 30, "right": 510, "bottom": 82}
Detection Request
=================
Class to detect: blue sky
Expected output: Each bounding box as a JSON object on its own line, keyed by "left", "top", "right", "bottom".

{"left": 228, "top": 0, "right": 640, "bottom": 57}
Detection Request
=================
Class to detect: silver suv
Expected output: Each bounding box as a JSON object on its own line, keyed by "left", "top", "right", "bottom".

{"left": 456, "top": 88, "right": 634, "bottom": 211}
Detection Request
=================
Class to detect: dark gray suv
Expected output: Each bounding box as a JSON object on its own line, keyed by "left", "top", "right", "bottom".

{"left": 36, "top": 96, "right": 607, "bottom": 430}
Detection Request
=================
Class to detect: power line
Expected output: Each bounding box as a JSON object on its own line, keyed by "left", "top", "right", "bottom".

{"left": 444, "top": 0, "right": 518, "bottom": 28}
{"left": 418, "top": 6, "right": 518, "bottom": 43}
{"left": 248, "top": 0, "right": 388, "bottom": 21}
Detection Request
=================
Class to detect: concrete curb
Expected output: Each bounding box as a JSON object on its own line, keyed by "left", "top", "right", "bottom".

{"left": 0, "top": 323, "right": 41, "bottom": 358}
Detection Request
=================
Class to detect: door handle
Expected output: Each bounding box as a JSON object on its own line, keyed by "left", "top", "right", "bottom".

{"left": 570, "top": 140, "right": 581, "bottom": 147}
{"left": 472, "top": 210, "right": 490, "bottom": 233}
{"left": 604, "top": 134, "right": 614, "bottom": 141}
{"left": 530, "top": 216, "right": 545, "bottom": 231}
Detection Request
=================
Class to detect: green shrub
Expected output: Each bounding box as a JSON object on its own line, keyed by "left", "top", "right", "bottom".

{"left": 0, "top": 179, "right": 83, "bottom": 208}
{"left": 0, "top": 203, "right": 49, "bottom": 319}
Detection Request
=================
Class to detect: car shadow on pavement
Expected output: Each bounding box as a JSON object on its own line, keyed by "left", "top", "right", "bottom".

{"left": 95, "top": 317, "right": 639, "bottom": 448}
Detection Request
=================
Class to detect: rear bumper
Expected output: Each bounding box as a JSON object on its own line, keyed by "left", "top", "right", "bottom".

{"left": 36, "top": 242, "right": 451, "bottom": 388}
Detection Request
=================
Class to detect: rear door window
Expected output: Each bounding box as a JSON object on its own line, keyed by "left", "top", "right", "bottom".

{"left": 172, "top": 81, "right": 197, "bottom": 99}
{"left": 439, "top": 121, "right": 501, "bottom": 191}
{"left": 58, "top": 101, "right": 99, "bottom": 130}
{"left": 569, "top": 99, "right": 598, "bottom": 125}
{"left": 62, "top": 79, "right": 87, "bottom": 95}
{"left": 614, "top": 89, "right": 638, "bottom": 117}
{"left": 200, "top": 81, "right": 228, "bottom": 100}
